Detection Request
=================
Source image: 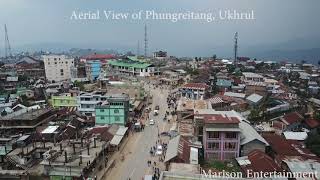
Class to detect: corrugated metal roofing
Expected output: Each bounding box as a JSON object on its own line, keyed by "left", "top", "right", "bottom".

{"left": 246, "top": 93, "right": 263, "bottom": 103}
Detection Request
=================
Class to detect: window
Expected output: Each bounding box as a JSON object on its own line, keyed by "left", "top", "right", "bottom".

{"left": 224, "top": 142, "right": 236, "bottom": 150}
{"left": 115, "top": 116, "right": 120, "bottom": 121}
{"left": 60, "top": 69, "right": 64, "bottom": 73}
{"left": 208, "top": 132, "right": 220, "bottom": 139}
{"left": 225, "top": 132, "right": 237, "bottom": 139}
{"left": 101, "top": 116, "right": 105, "bottom": 120}
{"left": 100, "top": 109, "right": 105, "bottom": 112}
{"left": 55, "top": 62, "right": 57, "bottom": 65}
{"left": 207, "top": 142, "right": 219, "bottom": 150}
{"left": 114, "top": 109, "right": 119, "bottom": 113}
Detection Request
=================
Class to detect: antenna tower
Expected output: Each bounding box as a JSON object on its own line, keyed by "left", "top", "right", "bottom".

{"left": 4, "top": 24, "right": 12, "bottom": 58}
{"left": 144, "top": 24, "right": 148, "bottom": 58}
{"left": 234, "top": 32, "right": 238, "bottom": 67}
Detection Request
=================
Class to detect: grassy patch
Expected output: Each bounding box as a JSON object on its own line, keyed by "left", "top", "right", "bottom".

{"left": 201, "top": 160, "right": 240, "bottom": 172}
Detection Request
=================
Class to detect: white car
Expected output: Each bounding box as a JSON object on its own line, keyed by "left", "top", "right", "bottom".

{"left": 154, "top": 110, "right": 159, "bottom": 116}
{"left": 156, "top": 145, "right": 163, "bottom": 155}
{"left": 149, "top": 119, "right": 155, "bottom": 125}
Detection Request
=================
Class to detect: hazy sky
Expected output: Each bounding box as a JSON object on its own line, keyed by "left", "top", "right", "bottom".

{"left": 0, "top": 0, "right": 319, "bottom": 57}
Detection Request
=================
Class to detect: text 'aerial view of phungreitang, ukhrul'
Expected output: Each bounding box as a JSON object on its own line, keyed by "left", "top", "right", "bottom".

{"left": 0, "top": 1, "right": 320, "bottom": 180}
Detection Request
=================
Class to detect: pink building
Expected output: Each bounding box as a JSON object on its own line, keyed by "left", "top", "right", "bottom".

{"left": 197, "top": 114, "right": 241, "bottom": 161}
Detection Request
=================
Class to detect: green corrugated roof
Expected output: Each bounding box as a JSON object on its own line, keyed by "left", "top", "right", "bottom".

{"left": 109, "top": 60, "right": 152, "bottom": 69}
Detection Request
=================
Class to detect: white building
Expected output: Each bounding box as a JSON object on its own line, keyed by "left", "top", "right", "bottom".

{"left": 43, "top": 55, "right": 75, "bottom": 82}
{"left": 153, "top": 51, "right": 167, "bottom": 60}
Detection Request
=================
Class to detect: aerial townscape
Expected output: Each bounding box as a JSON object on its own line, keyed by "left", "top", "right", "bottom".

{"left": 1, "top": 1, "right": 320, "bottom": 180}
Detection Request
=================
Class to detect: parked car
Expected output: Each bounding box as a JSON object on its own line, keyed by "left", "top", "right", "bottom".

{"left": 155, "top": 105, "right": 160, "bottom": 110}
{"left": 156, "top": 145, "right": 163, "bottom": 155}
{"left": 154, "top": 110, "right": 159, "bottom": 116}
{"left": 149, "top": 119, "right": 155, "bottom": 125}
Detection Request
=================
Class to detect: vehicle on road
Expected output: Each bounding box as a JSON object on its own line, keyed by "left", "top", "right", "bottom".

{"left": 155, "top": 105, "right": 160, "bottom": 110}
{"left": 160, "top": 132, "right": 170, "bottom": 137}
{"left": 156, "top": 145, "right": 163, "bottom": 155}
{"left": 154, "top": 110, "right": 159, "bottom": 116}
{"left": 149, "top": 119, "right": 155, "bottom": 125}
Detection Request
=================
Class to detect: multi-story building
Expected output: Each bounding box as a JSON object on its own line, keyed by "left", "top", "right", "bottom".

{"left": 78, "top": 91, "right": 129, "bottom": 118}
{"left": 0, "top": 108, "right": 56, "bottom": 135}
{"left": 242, "top": 72, "right": 264, "bottom": 82}
{"left": 43, "top": 55, "right": 75, "bottom": 82}
{"left": 51, "top": 93, "right": 78, "bottom": 108}
{"left": 95, "top": 94, "right": 130, "bottom": 126}
{"left": 153, "top": 51, "right": 168, "bottom": 60}
{"left": 15, "top": 56, "right": 45, "bottom": 79}
{"left": 179, "top": 83, "right": 209, "bottom": 100}
{"left": 108, "top": 59, "right": 160, "bottom": 77}
{"left": 194, "top": 109, "right": 268, "bottom": 161}
{"left": 86, "top": 60, "right": 102, "bottom": 81}
{"left": 194, "top": 110, "right": 241, "bottom": 161}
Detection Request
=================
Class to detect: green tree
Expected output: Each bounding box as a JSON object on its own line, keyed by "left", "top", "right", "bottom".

{"left": 306, "top": 133, "right": 320, "bottom": 156}
{"left": 73, "top": 80, "right": 85, "bottom": 91}
{"left": 212, "top": 54, "right": 217, "bottom": 60}
{"left": 20, "top": 95, "right": 30, "bottom": 106}
{"left": 248, "top": 108, "right": 261, "bottom": 121}
{"left": 226, "top": 64, "right": 236, "bottom": 73}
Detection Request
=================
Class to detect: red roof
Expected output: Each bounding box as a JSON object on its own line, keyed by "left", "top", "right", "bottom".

{"left": 83, "top": 54, "right": 115, "bottom": 60}
{"left": 262, "top": 134, "right": 318, "bottom": 161}
{"left": 90, "top": 126, "right": 109, "bottom": 135}
{"left": 177, "top": 136, "right": 191, "bottom": 163}
{"left": 262, "top": 134, "right": 300, "bottom": 156}
{"left": 305, "top": 119, "right": 320, "bottom": 129}
{"left": 183, "top": 83, "right": 209, "bottom": 90}
{"left": 240, "top": 150, "right": 282, "bottom": 173}
{"left": 281, "top": 112, "right": 303, "bottom": 125}
{"left": 203, "top": 114, "right": 240, "bottom": 124}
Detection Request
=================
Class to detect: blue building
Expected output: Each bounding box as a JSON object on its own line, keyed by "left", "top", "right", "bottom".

{"left": 86, "top": 60, "right": 102, "bottom": 81}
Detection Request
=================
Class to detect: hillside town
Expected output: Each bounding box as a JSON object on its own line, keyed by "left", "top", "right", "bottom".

{"left": 0, "top": 51, "right": 320, "bottom": 180}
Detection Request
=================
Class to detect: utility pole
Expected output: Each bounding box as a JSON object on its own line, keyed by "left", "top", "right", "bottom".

{"left": 144, "top": 24, "right": 148, "bottom": 58}
{"left": 4, "top": 24, "right": 12, "bottom": 58}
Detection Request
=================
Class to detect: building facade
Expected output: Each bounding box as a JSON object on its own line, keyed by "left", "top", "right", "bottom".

{"left": 108, "top": 59, "right": 160, "bottom": 77}
{"left": 153, "top": 51, "right": 168, "bottom": 59}
{"left": 179, "top": 83, "right": 209, "bottom": 100}
{"left": 51, "top": 93, "right": 78, "bottom": 108}
{"left": 95, "top": 94, "right": 130, "bottom": 126}
{"left": 195, "top": 113, "right": 241, "bottom": 161}
{"left": 86, "top": 60, "right": 102, "bottom": 81}
{"left": 43, "top": 55, "right": 75, "bottom": 82}
{"left": 16, "top": 56, "right": 45, "bottom": 79}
